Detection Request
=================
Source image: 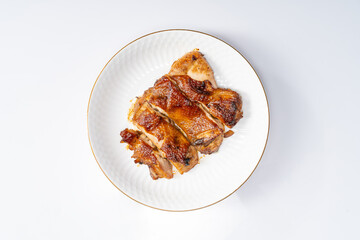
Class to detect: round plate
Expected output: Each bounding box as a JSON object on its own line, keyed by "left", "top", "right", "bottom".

{"left": 87, "top": 29, "right": 269, "bottom": 211}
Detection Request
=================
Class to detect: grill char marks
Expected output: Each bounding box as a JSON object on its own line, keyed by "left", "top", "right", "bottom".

{"left": 120, "top": 128, "right": 173, "bottom": 180}
{"left": 131, "top": 100, "right": 198, "bottom": 174}
{"left": 169, "top": 75, "right": 243, "bottom": 128}
{"left": 140, "top": 76, "right": 224, "bottom": 154}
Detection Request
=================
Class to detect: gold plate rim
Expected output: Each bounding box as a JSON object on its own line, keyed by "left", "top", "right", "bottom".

{"left": 87, "top": 29, "right": 270, "bottom": 212}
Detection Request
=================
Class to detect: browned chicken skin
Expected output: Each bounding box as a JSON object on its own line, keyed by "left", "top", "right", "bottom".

{"left": 169, "top": 75, "right": 243, "bottom": 128}
{"left": 169, "top": 50, "right": 217, "bottom": 88}
{"left": 139, "top": 76, "right": 224, "bottom": 154}
{"left": 120, "top": 128, "right": 173, "bottom": 179}
{"left": 120, "top": 49, "right": 243, "bottom": 180}
{"left": 131, "top": 100, "right": 198, "bottom": 174}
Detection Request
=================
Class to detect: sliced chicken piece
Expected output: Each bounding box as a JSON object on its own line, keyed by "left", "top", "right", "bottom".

{"left": 131, "top": 100, "right": 198, "bottom": 174}
{"left": 120, "top": 128, "right": 173, "bottom": 180}
{"left": 169, "top": 75, "right": 243, "bottom": 128}
{"left": 169, "top": 50, "right": 217, "bottom": 88}
{"left": 139, "top": 75, "right": 224, "bottom": 154}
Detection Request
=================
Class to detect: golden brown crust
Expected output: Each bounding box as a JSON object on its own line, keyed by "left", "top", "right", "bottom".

{"left": 169, "top": 50, "right": 217, "bottom": 88}
{"left": 170, "top": 75, "right": 243, "bottom": 128}
{"left": 120, "top": 128, "right": 173, "bottom": 179}
{"left": 132, "top": 101, "right": 198, "bottom": 174}
{"left": 140, "top": 76, "right": 224, "bottom": 154}
{"left": 121, "top": 50, "right": 244, "bottom": 179}
{"left": 224, "top": 130, "right": 234, "bottom": 138}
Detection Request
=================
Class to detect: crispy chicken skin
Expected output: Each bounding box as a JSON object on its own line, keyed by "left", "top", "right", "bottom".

{"left": 120, "top": 49, "right": 243, "bottom": 179}
{"left": 140, "top": 76, "right": 224, "bottom": 154}
{"left": 169, "top": 50, "right": 217, "bottom": 88}
{"left": 169, "top": 75, "right": 243, "bottom": 128}
{"left": 120, "top": 128, "right": 173, "bottom": 180}
{"left": 131, "top": 100, "right": 198, "bottom": 174}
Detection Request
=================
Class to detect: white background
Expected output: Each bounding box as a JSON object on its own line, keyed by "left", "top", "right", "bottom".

{"left": 1, "top": 0, "right": 359, "bottom": 239}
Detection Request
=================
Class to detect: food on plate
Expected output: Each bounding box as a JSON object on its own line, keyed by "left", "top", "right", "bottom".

{"left": 169, "top": 50, "right": 217, "bottom": 88}
{"left": 120, "top": 49, "right": 243, "bottom": 179}
{"left": 131, "top": 100, "right": 199, "bottom": 174}
{"left": 224, "top": 130, "right": 234, "bottom": 138}
{"left": 138, "top": 75, "right": 224, "bottom": 154}
{"left": 120, "top": 129, "right": 173, "bottom": 180}
{"left": 169, "top": 75, "right": 243, "bottom": 128}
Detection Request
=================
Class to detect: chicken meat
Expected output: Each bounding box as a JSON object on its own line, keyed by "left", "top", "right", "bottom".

{"left": 131, "top": 100, "right": 199, "bottom": 174}
{"left": 120, "top": 128, "right": 173, "bottom": 179}
{"left": 139, "top": 76, "right": 224, "bottom": 154}
{"left": 169, "top": 49, "right": 217, "bottom": 88}
{"left": 169, "top": 75, "right": 243, "bottom": 128}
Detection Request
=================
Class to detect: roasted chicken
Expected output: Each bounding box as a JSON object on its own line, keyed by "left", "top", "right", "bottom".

{"left": 131, "top": 100, "right": 198, "bottom": 174}
{"left": 169, "top": 50, "right": 217, "bottom": 88}
{"left": 120, "top": 129, "right": 173, "bottom": 180}
{"left": 169, "top": 75, "right": 243, "bottom": 128}
{"left": 120, "top": 49, "right": 243, "bottom": 180}
{"left": 139, "top": 76, "right": 224, "bottom": 154}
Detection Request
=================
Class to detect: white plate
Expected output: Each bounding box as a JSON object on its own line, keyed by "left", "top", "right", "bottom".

{"left": 87, "top": 29, "right": 269, "bottom": 211}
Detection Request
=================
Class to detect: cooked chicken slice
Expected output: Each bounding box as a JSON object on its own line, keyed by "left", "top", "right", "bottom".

{"left": 169, "top": 75, "right": 243, "bottom": 128}
{"left": 169, "top": 50, "right": 217, "bottom": 88}
{"left": 120, "top": 128, "right": 173, "bottom": 180}
{"left": 131, "top": 101, "right": 198, "bottom": 174}
{"left": 139, "top": 75, "right": 224, "bottom": 154}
